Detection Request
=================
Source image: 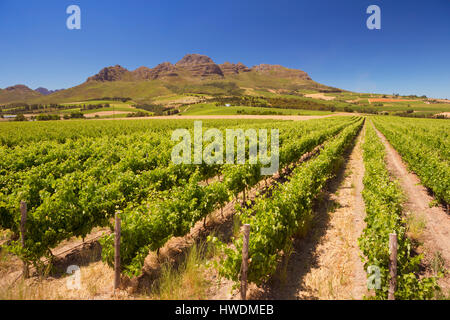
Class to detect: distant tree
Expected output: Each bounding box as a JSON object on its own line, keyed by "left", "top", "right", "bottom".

{"left": 344, "top": 106, "right": 354, "bottom": 113}
{"left": 36, "top": 114, "right": 60, "bottom": 121}
{"left": 70, "top": 111, "right": 85, "bottom": 119}
{"left": 14, "top": 114, "right": 27, "bottom": 121}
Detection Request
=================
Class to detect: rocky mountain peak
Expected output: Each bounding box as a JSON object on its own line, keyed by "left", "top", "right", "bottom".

{"left": 251, "top": 64, "right": 312, "bottom": 80}
{"left": 87, "top": 65, "right": 129, "bottom": 82}
{"left": 175, "top": 54, "right": 223, "bottom": 78}
{"left": 5, "top": 84, "right": 32, "bottom": 91}
{"left": 35, "top": 87, "right": 62, "bottom": 95}
{"left": 132, "top": 62, "right": 178, "bottom": 80}
{"left": 219, "top": 62, "right": 251, "bottom": 75}
{"left": 176, "top": 54, "right": 215, "bottom": 66}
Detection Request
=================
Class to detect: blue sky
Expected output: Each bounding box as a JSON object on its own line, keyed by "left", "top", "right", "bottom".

{"left": 0, "top": 0, "right": 449, "bottom": 98}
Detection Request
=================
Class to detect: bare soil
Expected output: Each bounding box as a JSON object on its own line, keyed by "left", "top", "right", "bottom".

{"left": 304, "top": 93, "right": 336, "bottom": 101}
{"left": 368, "top": 98, "right": 416, "bottom": 103}
{"left": 435, "top": 112, "right": 450, "bottom": 118}
{"left": 373, "top": 125, "right": 450, "bottom": 291}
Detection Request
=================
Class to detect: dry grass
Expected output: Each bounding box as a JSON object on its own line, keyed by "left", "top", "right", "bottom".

{"left": 150, "top": 243, "right": 213, "bottom": 300}
{"left": 0, "top": 227, "right": 220, "bottom": 300}
{"left": 299, "top": 204, "right": 356, "bottom": 299}
{"left": 0, "top": 261, "right": 116, "bottom": 300}
{"left": 304, "top": 93, "right": 336, "bottom": 101}
{"left": 0, "top": 245, "right": 215, "bottom": 300}
{"left": 0, "top": 249, "right": 14, "bottom": 272}
{"left": 405, "top": 211, "right": 427, "bottom": 244}
{"left": 0, "top": 228, "right": 12, "bottom": 241}
{"left": 0, "top": 250, "right": 22, "bottom": 283}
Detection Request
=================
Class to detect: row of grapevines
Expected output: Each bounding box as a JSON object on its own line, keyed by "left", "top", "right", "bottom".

{"left": 373, "top": 117, "right": 449, "bottom": 160}
{"left": 358, "top": 123, "right": 439, "bottom": 299}
{"left": 0, "top": 132, "right": 213, "bottom": 266}
{"left": 221, "top": 117, "right": 361, "bottom": 200}
{"left": 1, "top": 118, "right": 354, "bottom": 268}
{"left": 372, "top": 117, "right": 449, "bottom": 204}
{"left": 0, "top": 119, "right": 279, "bottom": 147}
{"left": 100, "top": 117, "right": 361, "bottom": 277}
{"left": 210, "top": 118, "right": 364, "bottom": 285}
{"left": 1, "top": 120, "right": 294, "bottom": 266}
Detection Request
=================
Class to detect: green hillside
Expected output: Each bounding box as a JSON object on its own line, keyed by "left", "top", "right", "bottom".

{"left": 0, "top": 85, "right": 42, "bottom": 104}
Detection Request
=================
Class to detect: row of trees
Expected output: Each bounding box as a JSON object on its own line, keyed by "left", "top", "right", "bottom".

{"left": 210, "top": 95, "right": 332, "bottom": 111}
{"left": 85, "top": 97, "right": 132, "bottom": 102}
{"left": 0, "top": 103, "right": 109, "bottom": 114}
{"left": 8, "top": 112, "right": 85, "bottom": 122}
{"left": 134, "top": 104, "right": 178, "bottom": 116}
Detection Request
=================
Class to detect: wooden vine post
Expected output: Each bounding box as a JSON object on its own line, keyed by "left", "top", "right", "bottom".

{"left": 114, "top": 212, "right": 121, "bottom": 290}
{"left": 20, "top": 201, "right": 29, "bottom": 278}
{"left": 240, "top": 224, "right": 250, "bottom": 300}
{"left": 388, "top": 233, "right": 398, "bottom": 300}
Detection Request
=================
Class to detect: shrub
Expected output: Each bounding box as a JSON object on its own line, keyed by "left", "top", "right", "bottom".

{"left": 69, "top": 111, "right": 85, "bottom": 119}
{"left": 14, "top": 114, "right": 27, "bottom": 121}
{"left": 36, "top": 114, "right": 60, "bottom": 121}
{"left": 344, "top": 106, "right": 354, "bottom": 113}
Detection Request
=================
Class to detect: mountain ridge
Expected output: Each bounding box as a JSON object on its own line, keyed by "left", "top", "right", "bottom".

{"left": 35, "top": 87, "right": 63, "bottom": 95}
{"left": 0, "top": 54, "right": 341, "bottom": 105}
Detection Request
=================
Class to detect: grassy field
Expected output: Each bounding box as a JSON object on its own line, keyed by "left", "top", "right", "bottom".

{"left": 179, "top": 103, "right": 332, "bottom": 116}
{"left": 55, "top": 100, "right": 151, "bottom": 118}
{"left": 60, "top": 100, "right": 134, "bottom": 107}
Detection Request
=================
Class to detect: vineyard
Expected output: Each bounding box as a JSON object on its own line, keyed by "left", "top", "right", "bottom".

{"left": 372, "top": 117, "right": 449, "bottom": 206}
{"left": 0, "top": 115, "right": 448, "bottom": 300}
{"left": 359, "top": 123, "right": 439, "bottom": 299}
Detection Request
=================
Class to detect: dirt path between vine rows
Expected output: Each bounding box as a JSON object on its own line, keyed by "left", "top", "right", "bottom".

{"left": 373, "top": 125, "right": 450, "bottom": 292}
{"left": 248, "top": 125, "right": 368, "bottom": 300}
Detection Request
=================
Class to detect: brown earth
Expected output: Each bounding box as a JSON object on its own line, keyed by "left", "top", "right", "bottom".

{"left": 429, "top": 99, "right": 450, "bottom": 104}
{"left": 435, "top": 112, "right": 450, "bottom": 118}
{"left": 368, "top": 98, "right": 416, "bottom": 103}
{"left": 304, "top": 93, "right": 336, "bottom": 101}
{"left": 372, "top": 124, "right": 450, "bottom": 292}
{"left": 0, "top": 228, "right": 111, "bottom": 299}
